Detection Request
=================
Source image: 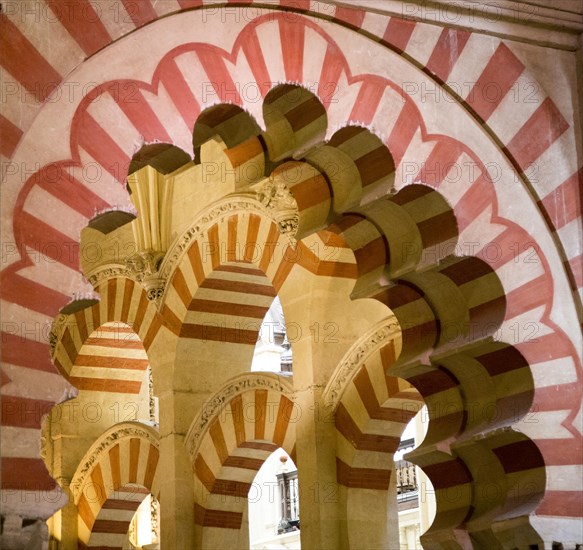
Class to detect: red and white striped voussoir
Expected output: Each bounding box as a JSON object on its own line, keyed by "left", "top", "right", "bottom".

{"left": 0, "top": 3, "right": 580, "bottom": 517}
{"left": 71, "top": 422, "right": 160, "bottom": 546}
{"left": 3, "top": 12, "right": 562, "bottom": 326}
{"left": 190, "top": 375, "right": 295, "bottom": 537}
{"left": 51, "top": 278, "right": 160, "bottom": 394}
{"left": 1, "top": 2, "right": 579, "bottom": 297}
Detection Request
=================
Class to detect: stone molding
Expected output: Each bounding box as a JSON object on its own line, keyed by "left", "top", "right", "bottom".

{"left": 185, "top": 372, "right": 294, "bottom": 462}
{"left": 322, "top": 315, "right": 401, "bottom": 410}
{"left": 159, "top": 194, "right": 296, "bottom": 283}
{"left": 69, "top": 422, "right": 159, "bottom": 503}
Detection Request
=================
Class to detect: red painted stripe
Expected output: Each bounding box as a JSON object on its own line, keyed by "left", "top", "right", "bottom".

{"left": 69, "top": 376, "right": 142, "bottom": 394}
{"left": 336, "top": 458, "right": 391, "bottom": 490}
{"left": 197, "top": 506, "right": 243, "bottom": 529}
{"left": 476, "top": 228, "right": 521, "bottom": 270}
{"left": 240, "top": 30, "right": 272, "bottom": 98}
{"left": 334, "top": 7, "right": 365, "bottom": 28}
{"left": 516, "top": 333, "right": 574, "bottom": 365}
{"left": 1, "top": 457, "right": 56, "bottom": 490}
{"left": 537, "top": 491, "right": 583, "bottom": 517}
{"left": 177, "top": 0, "right": 203, "bottom": 7}
{"left": 382, "top": 18, "right": 416, "bottom": 53}
{"left": 425, "top": 29, "right": 471, "bottom": 83}
{"left": 180, "top": 324, "right": 259, "bottom": 345}
{"left": 492, "top": 440, "right": 544, "bottom": 473}
{"left": 0, "top": 114, "right": 23, "bottom": 157}
{"left": 17, "top": 210, "right": 79, "bottom": 270}
{"left": 568, "top": 254, "right": 583, "bottom": 289}
{"left": 93, "top": 519, "right": 133, "bottom": 534}
{"left": 159, "top": 58, "right": 201, "bottom": 130}
{"left": 504, "top": 275, "right": 549, "bottom": 320}
{"left": 534, "top": 438, "right": 582, "bottom": 465}
{"left": 415, "top": 140, "right": 464, "bottom": 188}
{"left": 540, "top": 168, "right": 583, "bottom": 230}
{"left": 34, "top": 163, "right": 110, "bottom": 219}
{"left": 75, "top": 112, "right": 130, "bottom": 182}
{"left": 84, "top": 337, "right": 143, "bottom": 349}
{"left": 207, "top": 224, "right": 221, "bottom": 269}
{"left": 387, "top": 100, "right": 419, "bottom": 166}
{"left": 318, "top": 46, "right": 344, "bottom": 109}
{"left": 121, "top": 0, "right": 158, "bottom": 27}
{"left": 535, "top": 383, "right": 581, "bottom": 411}
{"left": 44, "top": 0, "right": 111, "bottom": 56}
{"left": 407, "top": 368, "right": 458, "bottom": 397}
{"left": 75, "top": 354, "right": 148, "bottom": 370}
{"left": 349, "top": 79, "right": 386, "bottom": 125}
{"left": 1, "top": 395, "right": 55, "bottom": 429}
{"left": 197, "top": 47, "right": 242, "bottom": 104}
{"left": 0, "top": 272, "right": 69, "bottom": 318}
{"left": 111, "top": 86, "right": 172, "bottom": 143}
{"left": 423, "top": 458, "right": 472, "bottom": 490}
{"left": 454, "top": 174, "right": 494, "bottom": 232}
{"left": 0, "top": 332, "right": 55, "bottom": 373}
{"left": 279, "top": 18, "right": 305, "bottom": 82}
{"left": 466, "top": 43, "right": 524, "bottom": 122}
{"left": 0, "top": 15, "right": 62, "bottom": 102}
{"left": 505, "top": 97, "right": 570, "bottom": 171}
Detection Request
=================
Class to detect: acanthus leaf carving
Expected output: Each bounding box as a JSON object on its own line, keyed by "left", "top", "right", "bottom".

{"left": 257, "top": 178, "right": 299, "bottom": 236}
{"left": 126, "top": 251, "right": 166, "bottom": 305}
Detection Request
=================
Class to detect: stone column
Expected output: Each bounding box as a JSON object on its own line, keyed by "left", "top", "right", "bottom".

{"left": 293, "top": 381, "right": 341, "bottom": 550}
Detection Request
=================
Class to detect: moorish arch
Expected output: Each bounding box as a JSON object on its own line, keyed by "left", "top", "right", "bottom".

{"left": 49, "top": 280, "right": 161, "bottom": 426}
{"left": 52, "top": 84, "right": 578, "bottom": 547}
{"left": 185, "top": 373, "right": 296, "bottom": 550}
{"left": 325, "top": 319, "right": 424, "bottom": 550}
{"left": 69, "top": 422, "right": 161, "bottom": 548}
{"left": 50, "top": 290, "right": 159, "bottom": 396}
{"left": 1, "top": 3, "right": 581, "bottom": 548}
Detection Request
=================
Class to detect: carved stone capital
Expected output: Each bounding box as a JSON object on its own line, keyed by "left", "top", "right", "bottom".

{"left": 257, "top": 178, "right": 299, "bottom": 236}
{"left": 84, "top": 251, "right": 167, "bottom": 305}
{"left": 126, "top": 251, "right": 166, "bottom": 304}
{"left": 125, "top": 251, "right": 164, "bottom": 281}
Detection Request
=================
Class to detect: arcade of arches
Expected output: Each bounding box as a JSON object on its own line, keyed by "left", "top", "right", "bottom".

{"left": 0, "top": 2, "right": 582, "bottom": 549}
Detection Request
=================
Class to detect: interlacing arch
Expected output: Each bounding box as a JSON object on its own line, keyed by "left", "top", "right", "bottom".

{"left": 334, "top": 347, "right": 424, "bottom": 549}
{"left": 28, "top": 9, "right": 579, "bottom": 544}
{"left": 322, "top": 171, "right": 544, "bottom": 547}
{"left": 185, "top": 373, "right": 296, "bottom": 550}
{"left": 61, "top": 79, "right": 557, "bottom": 548}
{"left": 69, "top": 422, "right": 160, "bottom": 548}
